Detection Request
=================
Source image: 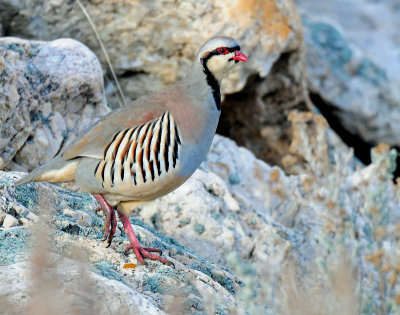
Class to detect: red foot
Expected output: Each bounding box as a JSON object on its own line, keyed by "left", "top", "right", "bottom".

{"left": 92, "top": 194, "right": 172, "bottom": 266}
{"left": 93, "top": 194, "right": 117, "bottom": 246}
{"left": 118, "top": 210, "right": 173, "bottom": 267}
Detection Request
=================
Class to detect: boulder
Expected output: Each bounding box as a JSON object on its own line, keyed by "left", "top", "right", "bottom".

{"left": 295, "top": 0, "right": 400, "bottom": 82}
{"left": 301, "top": 16, "right": 400, "bottom": 159}
{"left": 0, "top": 37, "right": 109, "bottom": 171}
{"left": 0, "top": 261, "right": 164, "bottom": 314}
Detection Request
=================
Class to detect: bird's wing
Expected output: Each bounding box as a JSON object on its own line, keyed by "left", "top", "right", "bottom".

{"left": 61, "top": 99, "right": 166, "bottom": 161}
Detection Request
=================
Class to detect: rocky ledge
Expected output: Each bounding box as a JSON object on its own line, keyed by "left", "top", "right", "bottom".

{"left": 1, "top": 126, "right": 399, "bottom": 313}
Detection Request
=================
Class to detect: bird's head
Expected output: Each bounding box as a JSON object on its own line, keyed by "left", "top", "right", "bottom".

{"left": 196, "top": 36, "right": 248, "bottom": 81}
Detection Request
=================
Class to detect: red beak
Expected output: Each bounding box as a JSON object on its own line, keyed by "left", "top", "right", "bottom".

{"left": 232, "top": 51, "right": 248, "bottom": 62}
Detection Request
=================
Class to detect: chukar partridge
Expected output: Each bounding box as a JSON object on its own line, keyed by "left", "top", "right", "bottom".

{"left": 16, "top": 36, "right": 248, "bottom": 266}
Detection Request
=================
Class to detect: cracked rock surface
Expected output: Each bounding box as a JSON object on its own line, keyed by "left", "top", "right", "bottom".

{"left": 1, "top": 126, "right": 400, "bottom": 313}
{"left": 301, "top": 16, "right": 400, "bottom": 149}
{"left": 0, "top": 37, "right": 109, "bottom": 171}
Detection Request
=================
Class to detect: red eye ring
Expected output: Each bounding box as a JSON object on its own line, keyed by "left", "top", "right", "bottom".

{"left": 217, "top": 47, "right": 229, "bottom": 55}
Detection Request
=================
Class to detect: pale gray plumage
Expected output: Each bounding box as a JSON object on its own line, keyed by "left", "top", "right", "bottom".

{"left": 17, "top": 36, "right": 247, "bottom": 215}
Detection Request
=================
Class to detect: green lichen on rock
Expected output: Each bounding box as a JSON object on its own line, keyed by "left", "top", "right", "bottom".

{"left": 157, "top": 266, "right": 189, "bottom": 283}
{"left": 191, "top": 262, "right": 236, "bottom": 294}
{"left": 228, "top": 173, "right": 240, "bottom": 185}
{"left": 1, "top": 176, "right": 38, "bottom": 212}
{"left": 92, "top": 260, "right": 125, "bottom": 284}
{"left": 130, "top": 217, "right": 193, "bottom": 256}
{"left": 179, "top": 218, "right": 191, "bottom": 226}
{"left": 4, "top": 43, "right": 24, "bottom": 55}
{"left": 150, "top": 212, "right": 163, "bottom": 230}
{"left": 0, "top": 228, "right": 30, "bottom": 265}
{"left": 184, "top": 297, "right": 203, "bottom": 312}
{"left": 356, "top": 58, "right": 388, "bottom": 86}
{"left": 194, "top": 223, "right": 205, "bottom": 235}
{"left": 215, "top": 303, "right": 228, "bottom": 315}
{"left": 142, "top": 274, "right": 167, "bottom": 293}
{"left": 303, "top": 18, "right": 352, "bottom": 76}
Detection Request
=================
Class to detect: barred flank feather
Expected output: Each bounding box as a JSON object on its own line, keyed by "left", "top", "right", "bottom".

{"left": 94, "top": 112, "right": 181, "bottom": 187}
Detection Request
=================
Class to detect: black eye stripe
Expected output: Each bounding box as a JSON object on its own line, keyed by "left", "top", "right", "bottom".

{"left": 203, "top": 45, "right": 241, "bottom": 60}
{"left": 228, "top": 45, "right": 240, "bottom": 53}
{"left": 214, "top": 45, "right": 240, "bottom": 55}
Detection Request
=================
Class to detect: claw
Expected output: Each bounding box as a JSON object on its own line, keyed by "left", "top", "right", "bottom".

{"left": 117, "top": 210, "right": 172, "bottom": 266}
{"left": 142, "top": 247, "right": 163, "bottom": 255}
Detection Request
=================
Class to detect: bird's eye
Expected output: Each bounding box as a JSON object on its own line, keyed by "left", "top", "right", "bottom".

{"left": 217, "top": 47, "right": 229, "bottom": 55}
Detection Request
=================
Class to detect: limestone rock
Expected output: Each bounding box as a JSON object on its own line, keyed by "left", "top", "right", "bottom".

{"left": 301, "top": 16, "right": 400, "bottom": 149}
{"left": 1, "top": 125, "right": 399, "bottom": 312}
{"left": 2, "top": 214, "right": 18, "bottom": 228}
{"left": 61, "top": 208, "right": 93, "bottom": 227}
{"left": 0, "top": 261, "right": 164, "bottom": 314}
{"left": 0, "top": 211, "right": 5, "bottom": 225}
{"left": 0, "top": 0, "right": 309, "bottom": 171}
{"left": 0, "top": 171, "right": 240, "bottom": 314}
{"left": 0, "top": 37, "right": 109, "bottom": 171}
{"left": 295, "top": 0, "right": 400, "bottom": 82}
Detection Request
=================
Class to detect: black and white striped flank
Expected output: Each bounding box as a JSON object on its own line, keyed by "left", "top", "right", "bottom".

{"left": 94, "top": 112, "right": 181, "bottom": 188}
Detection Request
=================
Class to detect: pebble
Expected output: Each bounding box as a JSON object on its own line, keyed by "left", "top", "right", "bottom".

{"left": 3, "top": 214, "right": 19, "bottom": 228}
{"left": 11, "top": 203, "right": 29, "bottom": 217}
{"left": 61, "top": 208, "right": 93, "bottom": 227}
{"left": 0, "top": 211, "right": 6, "bottom": 225}
{"left": 19, "top": 218, "right": 33, "bottom": 227}
{"left": 25, "top": 212, "right": 39, "bottom": 223}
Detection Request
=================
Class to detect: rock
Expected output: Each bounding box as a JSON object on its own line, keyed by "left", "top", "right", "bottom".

{"left": 0, "top": 37, "right": 109, "bottom": 171}
{"left": 9, "top": 202, "right": 29, "bottom": 217}
{"left": 25, "top": 211, "right": 39, "bottom": 223}
{"left": 61, "top": 208, "right": 93, "bottom": 227}
{"left": 295, "top": 0, "right": 400, "bottom": 82}
{"left": 0, "top": 0, "right": 310, "bottom": 172}
{"left": 301, "top": 16, "right": 400, "bottom": 155}
{"left": 0, "top": 261, "right": 164, "bottom": 314}
{"left": 3, "top": 214, "right": 19, "bottom": 228}
{"left": 0, "top": 124, "right": 399, "bottom": 312}
{"left": 19, "top": 217, "right": 34, "bottom": 227}
{"left": 0, "top": 170, "right": 240, "bottom": 313}
{"left": 0, "top": 211, "right": 6, "bottom": 225}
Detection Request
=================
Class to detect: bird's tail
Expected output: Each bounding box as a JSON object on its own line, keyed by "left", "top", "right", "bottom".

{"left": 15, "top": 157, "right": 79, "bottom": 186}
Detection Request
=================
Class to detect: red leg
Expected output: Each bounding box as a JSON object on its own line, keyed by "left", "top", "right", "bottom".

{"left": 117, "top": 210, "right": 173, "bottom": 266}
{"left": 92, "top": 194, "right": 117, "bottom": 245}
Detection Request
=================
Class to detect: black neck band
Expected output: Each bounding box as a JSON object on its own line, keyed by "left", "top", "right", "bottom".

{"left": 200, "top": 53, "right": 221, "bottom": 111}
